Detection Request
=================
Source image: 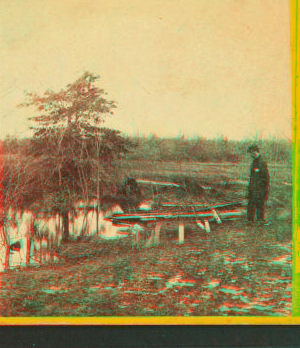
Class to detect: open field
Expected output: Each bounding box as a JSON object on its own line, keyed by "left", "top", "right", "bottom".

{"left": 122, "top": 160, "right": 292, "bottom": 212}
{"left": 0, "top": 160, "right": 292, "bottom": 316}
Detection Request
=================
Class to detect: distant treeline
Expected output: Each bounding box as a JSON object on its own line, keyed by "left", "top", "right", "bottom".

{"left": 1, "top": 134, "right": 292, "bottom": 164}
{"left": 124, "top": 135, "right": 292, "bottom": 164}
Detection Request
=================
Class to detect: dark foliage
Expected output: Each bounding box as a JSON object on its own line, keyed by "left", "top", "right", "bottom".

{"left": 100, "top": 178, "right": 143, "bottom": 212}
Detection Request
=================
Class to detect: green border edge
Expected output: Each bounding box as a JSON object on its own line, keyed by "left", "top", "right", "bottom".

{"left": 292, "top": 0, "right": 299, "bottom": 317}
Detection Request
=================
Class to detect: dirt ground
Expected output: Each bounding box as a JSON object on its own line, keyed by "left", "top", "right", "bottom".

{"left": 0, "top": 213, "right": 291, "bottom": 317}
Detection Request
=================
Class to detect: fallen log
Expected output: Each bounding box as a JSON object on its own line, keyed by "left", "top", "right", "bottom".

{"left": 136, "top": 179, "right": 180, "bottom": 187}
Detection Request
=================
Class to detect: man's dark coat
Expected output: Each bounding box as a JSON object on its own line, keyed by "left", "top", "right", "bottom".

{"left": 247, "top": 154, "right": 270, "bottom": 221}
{"left": 247, "top": 154, "right": 270, "bottom": 202}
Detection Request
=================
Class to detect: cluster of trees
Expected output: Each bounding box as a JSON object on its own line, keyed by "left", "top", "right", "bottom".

{"left": 1, "top": 72, "right": 136, "bottom": 242}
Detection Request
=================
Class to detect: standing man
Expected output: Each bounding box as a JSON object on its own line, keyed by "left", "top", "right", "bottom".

{"left": 246, "top": 145, "right": 270, "bottom": 225}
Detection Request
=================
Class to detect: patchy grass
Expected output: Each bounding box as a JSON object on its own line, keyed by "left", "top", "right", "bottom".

{"left": 0, "top": 216, "right": 291, "bottom": 317}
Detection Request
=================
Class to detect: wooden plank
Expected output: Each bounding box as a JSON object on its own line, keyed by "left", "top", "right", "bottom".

{"left": 110, "top": 207, "right": 243, "bottom": 221}
{"left": 160, "top": 201, "right": 244, "bottom": 209}
{"left": 211, "top": 209, "right": 222, "bottom": 224}
{"left": 110, "top": 209, "right": 244, "bottom": 226}
{"left": 136, "top": 179, "right": 180, "bottom": 187}
{"left": 196, "top": 220, "right": 205, "bottom": 230}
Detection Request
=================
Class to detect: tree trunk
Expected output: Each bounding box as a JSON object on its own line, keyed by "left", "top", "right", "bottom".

{"left": 25, "top": 235, "right": 31, "bottom": 265}
{"left": 4, "top": 244, "right": 10, "bottom": 270}
{"left": 96, "top": 205, "right": 99, "bottom": 235}
{"left": 62, "top": 210, "right": 69, "bottom": 242}
{"left": 96, "top": 165, "right": 100, "bottom": 234}
{"left": 26, "top": 216, "right": 33, "bottom": 265}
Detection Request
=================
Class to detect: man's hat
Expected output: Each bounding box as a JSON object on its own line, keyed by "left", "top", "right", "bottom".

{"left": 247, "top": 144, "right": 260, "bottom": 153}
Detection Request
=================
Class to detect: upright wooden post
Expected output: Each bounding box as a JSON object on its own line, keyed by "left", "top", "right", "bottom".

{"left": 134, "top": 226, "right": 140, "bottom": 249}
{"left": 154, "top": 222, "right": 162, "bottom": 244}
{"left": 204, "top": 219, "right": 211, "bottom": 233}
{"left": 179, "top": 222, "right": 184, "bottom": 244}
{"left": 145, "top": 229, "right": 154, "bottom": 247}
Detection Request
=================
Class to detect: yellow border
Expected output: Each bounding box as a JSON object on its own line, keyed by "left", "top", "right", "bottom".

{"left": 0, "top": 317, "right": 299, "bottom": 326}
{"left": 1, "top": 0, "right": 298, "bottom": 325}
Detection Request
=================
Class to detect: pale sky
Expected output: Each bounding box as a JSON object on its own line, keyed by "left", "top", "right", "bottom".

{"left": 1, "top": 0, "right": 292, "bottom": 140}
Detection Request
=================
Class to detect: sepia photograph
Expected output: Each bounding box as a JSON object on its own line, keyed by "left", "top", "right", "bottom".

{"left": 0, "top": 0, "right": 296, "bottom": 321}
